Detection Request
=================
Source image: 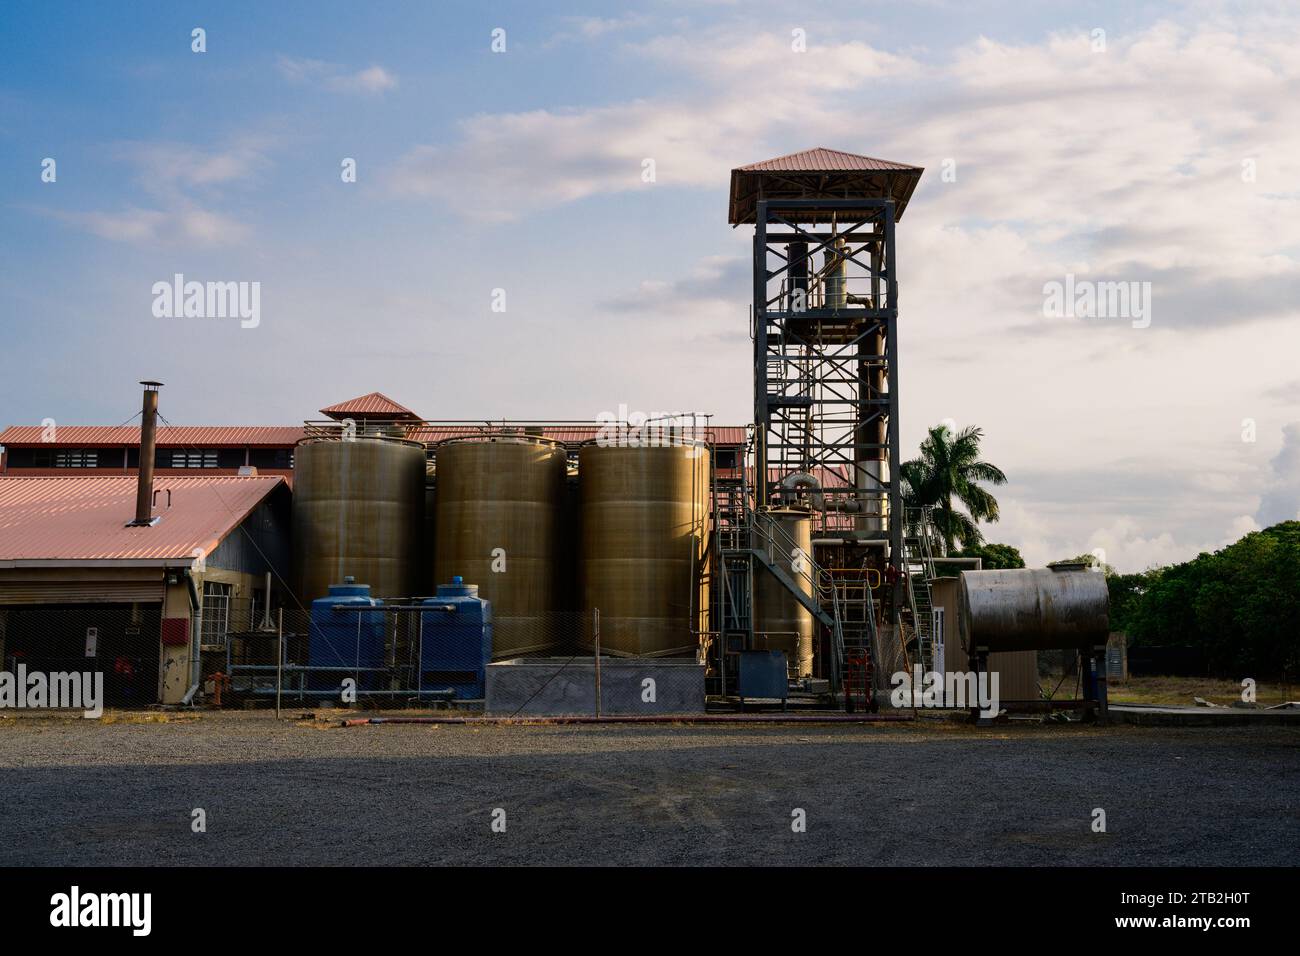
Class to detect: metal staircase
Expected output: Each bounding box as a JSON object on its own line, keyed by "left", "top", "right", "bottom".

{"left": 826, "top": 565, "right": 879, "bottom": 710}
{"left": 717, "top": 488, "right": 874, "bottom": 704}
{"left": 901, "top": 507, "right": 939, "bottom": 672}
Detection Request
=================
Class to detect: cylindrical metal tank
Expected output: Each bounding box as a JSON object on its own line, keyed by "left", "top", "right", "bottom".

{"left": 433, "top": 437, "right": 567, "bottom": 658}
{"left": 753, "top": 507, "right": 815, "bottom": 677}
{"left": 958, "top": 568, "right": 1110, "bottom": 653}
{"left": 580, "top": 441, "right": 710, "bottom": 657}
{"left": 292, "top": 436, "right": 426, "bottom": 603}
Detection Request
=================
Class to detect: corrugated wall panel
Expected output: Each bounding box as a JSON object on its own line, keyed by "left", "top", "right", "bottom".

{"left": 0, "top": 582, "right": 163, "bottom": 604}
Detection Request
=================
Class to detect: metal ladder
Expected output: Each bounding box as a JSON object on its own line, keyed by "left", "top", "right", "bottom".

{"left": 902, "top": 507, "right": 938, "bottom": 672}
{"left": 826, "top": 565, "right": 879, "bottom": 710}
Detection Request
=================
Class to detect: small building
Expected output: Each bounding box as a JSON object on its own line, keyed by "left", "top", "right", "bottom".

{"left": 928, "top": 577, "right": 1039, "bottom": 703}
{"left": 0, "top": 475, "right": 289, "bottom": 706}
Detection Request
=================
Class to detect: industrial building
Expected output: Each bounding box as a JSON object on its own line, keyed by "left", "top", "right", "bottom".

{"left": 0, "top": 149, "right": 1110, "bottom": 715}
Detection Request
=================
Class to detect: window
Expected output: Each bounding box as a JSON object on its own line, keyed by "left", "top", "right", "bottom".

{"left": 715, "top": 448, "right": 739, "bottom": 470}
{"left": 200, "top": 582, "right": 232, "bottom": 649}
{"left": 54, "top": 449, "right": 98, "bottom": 468}
{"left": 249, "top": 447, "right": 294, "bottom": 470}
{"left": 169, "top": 450, "right": 218, "bottom": 468}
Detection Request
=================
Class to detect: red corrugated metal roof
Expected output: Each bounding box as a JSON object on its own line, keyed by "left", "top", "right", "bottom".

{"left": 0, "top": 475, "right": 283, "bottom": 564}
{"left": 0, "top": 425, "right": 303, "bottom": 447}
{"left": 320, "top": 392, "right": 419, "bottom": 419}
{"left": 406, "top": 425, "right": 749, "bottom": 445}
{"left": 729, "top": 147, "right": 924, "bottom": 224}
{"left": 737, "top": 147, "right": 921, "bottom": 173}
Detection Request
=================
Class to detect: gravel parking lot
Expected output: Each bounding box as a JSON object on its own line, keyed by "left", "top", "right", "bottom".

{"left": 0, "top": 712, "right": 1295, "bottom": 866}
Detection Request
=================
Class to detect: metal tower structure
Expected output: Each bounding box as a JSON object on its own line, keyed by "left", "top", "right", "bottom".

{"left": 729, "top": 148, "right": 923, "bottom": 573}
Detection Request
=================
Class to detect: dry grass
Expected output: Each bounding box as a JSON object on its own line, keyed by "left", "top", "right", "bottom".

{"left": 1106, "top": 675, "right": 1297, "bottom": 707}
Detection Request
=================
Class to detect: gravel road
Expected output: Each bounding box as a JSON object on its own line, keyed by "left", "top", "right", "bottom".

{"left": 0, "top": 712, "right": 1295, "bottom": 866}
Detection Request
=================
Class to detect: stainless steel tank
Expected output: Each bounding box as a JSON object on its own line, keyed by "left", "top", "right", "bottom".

{"left": 958, "top": 568, "right": 1110, "bottom": 653}
{"left": 753, "top": 507, "right": 815, "bottom": 677}
{"left": 580, "top": 441, "right": 710, "bottom": 657}
{"left": 434, "top": 436, "right": 567, "bottom": 658}
{"left": 292, "top": 436, "right": 426, "bottom": 603}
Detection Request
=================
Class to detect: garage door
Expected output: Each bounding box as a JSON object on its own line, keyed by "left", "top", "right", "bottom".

{"left": 0, "top": 581, "right": 164, "bottom": 604}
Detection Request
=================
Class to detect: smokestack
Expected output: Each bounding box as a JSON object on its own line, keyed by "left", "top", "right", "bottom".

{"left": 129, "top": 381, "right": 163, "bottom": 527}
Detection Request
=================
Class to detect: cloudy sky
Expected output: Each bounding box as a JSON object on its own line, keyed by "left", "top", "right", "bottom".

{"left": 1, "top": 0, "right": 1297, "bottom": 571}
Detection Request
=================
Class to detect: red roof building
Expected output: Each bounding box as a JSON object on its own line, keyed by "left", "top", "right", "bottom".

{"left": 0, "top": 475, "right": 285, "bottom": 566}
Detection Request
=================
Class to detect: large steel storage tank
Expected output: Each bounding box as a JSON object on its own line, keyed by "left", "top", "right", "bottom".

{"left": 958, "top": 567, "right": 1110, "bottom": 653}
{"left": 433, "top": 436, "right": 567, "bottom": 658}
{"left": 752, "top": 507, "right": 815, "bottom": 677}
{"left": 292, "top": 435, "right": 426, "bottom": 603}
{"left": 579, "top": 441, "right": 710, "bottom": 657}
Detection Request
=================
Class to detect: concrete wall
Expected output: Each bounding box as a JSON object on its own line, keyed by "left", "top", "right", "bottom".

{"left": 487, "top": 657, "right": 705, "bottom": 716}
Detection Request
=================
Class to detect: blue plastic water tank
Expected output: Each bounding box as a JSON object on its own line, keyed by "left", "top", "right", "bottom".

{"left": 420, "top": 576, "right": 492, "bottom": 699}
{"left": 309, "top": 579, "right": 386, "bottom": 689}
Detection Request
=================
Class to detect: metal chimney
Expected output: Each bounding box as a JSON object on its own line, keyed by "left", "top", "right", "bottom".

{"left": 128, "top": 381, "right": 163, "bottom": 527}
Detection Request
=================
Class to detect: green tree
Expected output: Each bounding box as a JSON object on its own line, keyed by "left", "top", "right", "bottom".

{"left": 901, "top": 424, "right": 1007, "bottom": 554}
{"left": 1125, "top": 522, "right": 1300, "bottom": 678}
{"left": 933, "top": 541, "right": 1026, "bottom": 577}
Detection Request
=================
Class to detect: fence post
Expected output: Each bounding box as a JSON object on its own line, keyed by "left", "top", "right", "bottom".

{"left": 594, "top": 607, "right": 601, "bottom": 718}
{"left": 275, "top": 607, "right": 283, "bottom": 719}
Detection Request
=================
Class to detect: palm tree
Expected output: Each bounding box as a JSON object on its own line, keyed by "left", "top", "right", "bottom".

{"left": 900, "top": 424, "right": 1007, "bottom": 555}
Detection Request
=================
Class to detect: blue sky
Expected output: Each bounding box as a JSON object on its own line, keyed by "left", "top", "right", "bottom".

{"left": 2, "top": 0, "right": 1298, "bottom": 570}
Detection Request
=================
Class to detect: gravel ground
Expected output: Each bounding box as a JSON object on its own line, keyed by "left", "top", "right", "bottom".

{"left": 0, "top": 711, "right": 1295, "bottom": 866}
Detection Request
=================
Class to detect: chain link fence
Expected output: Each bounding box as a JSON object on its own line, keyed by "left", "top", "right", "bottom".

{"left": 208, "top": 599, "right": 706, "bottom": 716}
{"left": 0, "top": 606, "right": 162, "bottom": 709}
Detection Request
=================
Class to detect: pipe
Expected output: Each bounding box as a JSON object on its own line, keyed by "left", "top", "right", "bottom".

{"left": 340, "top": 713, "right": 915, "bottom": 727}
{"left": 180, "top": 567, "right": 202, "bottom": 705}
{"left": 129, "top": 381, "right": 163, "bottom": 526}
{"left": 780, "top": 472, "right": 824, "bottom": 510}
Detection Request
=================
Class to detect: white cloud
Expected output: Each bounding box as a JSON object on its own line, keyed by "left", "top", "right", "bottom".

{"left": 1256, "top": 423, "right": 1300, "bottom": 525}
{"left": 277, "top": 56, "right": 398, "bottom": 94}
{"left": 54, "top": 205, "right": 249, "bottom": 246}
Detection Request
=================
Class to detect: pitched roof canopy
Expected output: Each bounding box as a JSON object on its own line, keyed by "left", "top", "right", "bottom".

{"left": 728, "top": 147, "right": 924, "bottom": 224}
{"left": 319, "top": 392, "right": 420, "bottom": 421}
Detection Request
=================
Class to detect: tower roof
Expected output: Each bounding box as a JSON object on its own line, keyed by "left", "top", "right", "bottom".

{"left": 729, "top": 147, "right": 923, "bottom": 224}
{"left": 320, "top": 392, "right": 420, "bottom": 421}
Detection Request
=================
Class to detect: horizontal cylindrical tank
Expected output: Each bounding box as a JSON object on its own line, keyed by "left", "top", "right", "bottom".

{"left": 958, "top": 568, "right": 1110, "bottom": 653}
{"left": 580, "top": 441, "right": 710, "bottom": 657}
{"left": 433, "top": 436, "right": 567, "bottom": 658}
{"left": 753, "top": 507, "right": 815, "bottom": 678}
{"left": 292, "top": 436, "right": 426, "bottom": 603}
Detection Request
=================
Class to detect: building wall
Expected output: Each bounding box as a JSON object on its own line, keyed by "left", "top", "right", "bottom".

{"left": 160, "top": 577, "right": 193, "bottom": 704}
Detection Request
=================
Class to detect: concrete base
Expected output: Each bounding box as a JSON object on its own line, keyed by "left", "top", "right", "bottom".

{"left": 486, "top": 657, "right": 705, "bottom": 717}
{"left": 1111, "top": 703, "right": 1300, "bottom": 727}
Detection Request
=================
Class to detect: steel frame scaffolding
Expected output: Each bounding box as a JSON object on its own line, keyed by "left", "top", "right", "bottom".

{"left": 751, "top": 197, "right": 901, "bottom": 571}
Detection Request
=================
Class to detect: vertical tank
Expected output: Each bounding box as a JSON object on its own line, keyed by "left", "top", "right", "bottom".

{"left": 420, "top": 576, "right": 492, "bottom": 699}
{"left": 308, "top": 579, "right": 386, "bottom": 690}
{"left": 580, "top": 441, "right": 710, "bottom": 657}
{"left": 292, "top": 435, "right": 426, "bottom": 603}
{"left": 753, "top": 507, "right": 815, "bottom": 677}
{"left": 433, "top": 436, "right": 567, "bottom": 658}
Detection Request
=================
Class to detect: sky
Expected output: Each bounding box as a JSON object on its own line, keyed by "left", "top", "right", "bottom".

{"left": 1, "top": 0, "right": 1298, "bottom": 572}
